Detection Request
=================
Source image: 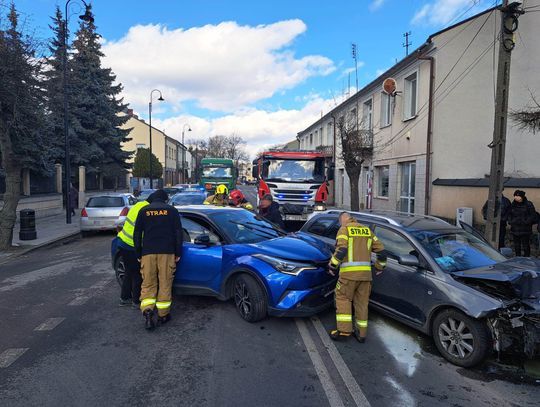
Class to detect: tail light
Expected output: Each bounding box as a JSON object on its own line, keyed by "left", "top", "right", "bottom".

{"left": 81, "top": 208, "right": 88, "bottom": 218}
{"left": 119, "top": 207, "right": 129, "bottom": 216}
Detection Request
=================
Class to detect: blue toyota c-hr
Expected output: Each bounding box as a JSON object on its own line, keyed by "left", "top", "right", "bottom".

{"left": 111, "top": 206, "right": 336, "bottom": 322}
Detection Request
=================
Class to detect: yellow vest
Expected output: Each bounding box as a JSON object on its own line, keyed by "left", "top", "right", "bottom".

{"left": 118, "top": 201, "right": 149, "bottom": 247}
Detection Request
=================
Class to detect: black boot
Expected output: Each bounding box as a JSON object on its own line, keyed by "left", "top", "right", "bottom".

{"left": 143, "top": 309, "right": 155, "bottom": 331}
{"left": 157, "top": 314, "right": 171, "bottom": 326}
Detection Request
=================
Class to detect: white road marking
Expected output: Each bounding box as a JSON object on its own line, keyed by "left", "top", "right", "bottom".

{"left": 384, "top": 375, "right": 416, "bottom": 406}
{"left": 311, "top": 316, "right": 372, "bottom": 407}
{"left": 68, "top": 295, "right": 92, "bottom": 306}
{"left": 68, "top": 277, "right": 113, "bottom": 306}
{"left": 295, "top": 318, "right": 345, "bottom": 407}
{"left": 0, "top": 348, "right": 29, "bottom": 368}
{"left": 34, "top": 317, "right": 66, "bottom": 331}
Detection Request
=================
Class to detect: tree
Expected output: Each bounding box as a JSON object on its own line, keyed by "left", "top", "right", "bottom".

{"left": 0, "top": 4, "right": 48, "bottom": 249}
{"left": 511, "top": 94, "right": 540, "bottom": 134}
{"left": 68, "top": 5, "right": 132, "bottom": 176}
{"left": 132, "top": 148, "right": 163, "bottom": 179}
{"left": 224, "top": 134, "right": 249, "bottom": 164}
{"left": 336, "top": 111, "right": 373, "bottom": 211}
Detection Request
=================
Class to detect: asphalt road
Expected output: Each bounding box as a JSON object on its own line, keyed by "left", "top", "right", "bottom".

{"left": 0, "top": 233, "right": 539, "bottom": 406}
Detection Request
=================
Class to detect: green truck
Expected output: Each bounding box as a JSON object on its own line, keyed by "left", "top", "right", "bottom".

{"left": 198, "top": 158, "right": 237, "bottom": 194}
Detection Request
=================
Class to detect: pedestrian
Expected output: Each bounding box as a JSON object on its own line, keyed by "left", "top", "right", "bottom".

{"left": 204, "top": 184, "right": 229, "bottom": 206}
{"left": 508, "top": 190, "right": 537, "bottom": 257}
{"left": 117, "top": 195, "right": 151, "bottom": 308}
{"left": 69, "top": 183, "right": 78, "bottom": 216}
{"left": 327, "top": 212, "right": 386, "bottom": 343}
{"left": 229, "top": 189, "right": 254, "bottom": 210}
{"left": 134, "top": 189, "right": 183, "bottom": 330}
{"left": 482, "top": 191, "right": 511, "bottom": 249}
{"left": 258, "top": 194, "right": 285, "bottom": 229}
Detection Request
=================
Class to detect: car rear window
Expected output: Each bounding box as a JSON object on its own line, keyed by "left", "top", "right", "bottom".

{"left": 306, "top": 217, "right": 339, "bottom": 239}
{"left": 87, "top": 197, "right": 124, "bottom": 207}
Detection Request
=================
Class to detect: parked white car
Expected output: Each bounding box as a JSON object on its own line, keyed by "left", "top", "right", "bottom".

{"left": 80, "top": 194, "right": 136, "bottom": 235}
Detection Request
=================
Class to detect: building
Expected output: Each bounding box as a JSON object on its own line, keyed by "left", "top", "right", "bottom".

{"left": 120, "top": 110, "right": 190, "bottom": 187}
{"left": 298, "top": 4, "right": 540, "bottom": 224}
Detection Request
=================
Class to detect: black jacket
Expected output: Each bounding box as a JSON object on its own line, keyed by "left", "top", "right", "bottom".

{"left": 259, "top": 202, "right": 285, "bottom": 229}
{"left": 133, "top": 200, "right": 183, "bottom": 258}
{"left": 482, "top": 195, "right": 511, "bottom": 222}
{"left": 508, "top": 198, "right": 537, "bottom": 236}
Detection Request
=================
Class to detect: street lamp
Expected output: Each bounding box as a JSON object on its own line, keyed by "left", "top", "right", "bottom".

{"left": 148, "top": 89, "right": 164, "bottom": 189}
{"left": 63, "top": 0, "right": 94, "bottom": 224}
{"left": 181, "top": 123, "right": 191, "bottom": 183}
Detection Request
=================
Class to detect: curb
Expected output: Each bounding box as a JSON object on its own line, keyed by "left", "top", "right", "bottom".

{"left": 0, "top": 231, "right": 81, "bottom": 265}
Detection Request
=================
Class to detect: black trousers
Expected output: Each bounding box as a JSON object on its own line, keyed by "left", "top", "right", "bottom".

{"left": 513, "top": 234, "right": 531, "bottom": 257}
{"left": 120, "top": 247, "right": 142, "bottom": 302}
{"left": 499, "top": 221, "right": 507, "bottom": 249}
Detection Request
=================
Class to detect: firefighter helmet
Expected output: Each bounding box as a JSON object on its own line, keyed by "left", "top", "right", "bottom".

{"left": 216, "top": 184, "right": 229, "bottom": 195}
{"left": 229, "top": 190, "right": 245, "bottom": 205}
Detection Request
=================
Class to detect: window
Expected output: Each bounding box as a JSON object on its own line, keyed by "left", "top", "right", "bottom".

{"left": 327, "top": 122, "right": 333, "bottom": 145}
{"left": 399, "top": 161, "right": 416, "bottom": 213}
{"left": 314, "top": 130, "right": 318, "bottom": 147}
{"left": 350, "top": 108, "right": 357, "bottom": 127}
{"left": 182, "top": 217, "right": 221, "bottom": 245}
{"left": 376, "top": 166, "right": 389, "bottom": 197}
{"left": 404, "top": 72, "right": 418, "bottom": 119}
{"left": 362, "top": 99, "right": 373, "bottom": 130}
{"left": 309, "top": 133, "right": 313, "bottom": 147}
{"left": 320, "top": 127, "right": 323, "bottom": 145}
{"left": 380, "top": 92, "right": 392, "bottom": 127}
{"left": 373, "top": 227, "right": 416, "bottom": 260}
{"left": 136, "top": 143, "right": 146, "bottom": 149}
{"left": 306, "top": 217, "right": 338, "bottom": 239}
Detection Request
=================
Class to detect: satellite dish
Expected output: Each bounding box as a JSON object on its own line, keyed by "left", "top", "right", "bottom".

{"left": 382, "top": 78, "right": 397, "bottom": 95}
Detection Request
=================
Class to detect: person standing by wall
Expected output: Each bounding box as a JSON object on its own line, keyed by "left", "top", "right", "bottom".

{"left": 482, "top": 191, "right": 511, "bottom": 249}
{"left": 69, "top": 183, "right": 78, "bottom": 216}
{"left": 508, "top": 190, "right": 537, "bottom": 257}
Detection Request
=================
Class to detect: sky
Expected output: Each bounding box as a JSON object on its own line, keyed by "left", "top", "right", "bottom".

{"left": 13, "top": 0, "right": 497, "bottom": 157}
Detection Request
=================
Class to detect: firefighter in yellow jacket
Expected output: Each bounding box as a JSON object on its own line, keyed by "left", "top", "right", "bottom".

{"left": 328, "top": 212, "right": 386, "bottom": 342}
{"left": 203, "top": 184, "right": 229, "bottom": 206}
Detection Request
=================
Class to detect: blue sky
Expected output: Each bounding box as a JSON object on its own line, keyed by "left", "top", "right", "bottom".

{"left": 14, "top": 0, "right": 496, "bottom": 154}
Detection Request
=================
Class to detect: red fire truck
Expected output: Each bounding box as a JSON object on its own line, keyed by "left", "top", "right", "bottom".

{"left": 252, "top": 150, "right": 330, "bottom": 221}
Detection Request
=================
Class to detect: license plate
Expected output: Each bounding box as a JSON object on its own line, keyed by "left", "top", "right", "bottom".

{"left": 93, "top": 220, "right": 102, "bottom": 225}
{"left": 286, "top": 214, "right": 306, "bottom": 221}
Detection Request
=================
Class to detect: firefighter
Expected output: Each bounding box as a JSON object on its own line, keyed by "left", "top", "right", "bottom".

{"left": 229, "top": 189, "right": 254, "bottom": 210}
{"left": 328, "top": 212, "right": 386, "bottom": 343}
{"left": 203, "top": 184, "right": 229, "bottom": 206}
{"left": 117, "top": 196, "right": 150, "bottom": 307}
{"left": 134, "top": 190, "right": 183, "bottom": 330}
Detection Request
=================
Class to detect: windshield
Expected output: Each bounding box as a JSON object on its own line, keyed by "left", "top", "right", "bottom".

{"left": 87, "top": 196, "right": 124, "bottom": 208}
{"left": 410, "top": 230, "right": 506, "bottom": 272}
{"left": 170, "top": 193, "right": 206, "bottom": 206}
{"left": 202, "top": 165, "right": 232, "bottom": 179}
{"left": 264, "top": 159, "right": 324, "bottom": 183}
{"left": 210, "top": 210, "right": 283, "bottom": 244}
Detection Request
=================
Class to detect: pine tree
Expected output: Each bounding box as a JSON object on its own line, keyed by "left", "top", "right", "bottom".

{"left": 132, "top": 148, "right": 163, "bottom": 179}
{"left": 69, "top": 4, "right": 132, "bottom": 177}
{"left": 0, "top": 4, "right": 47, "bottom": 249}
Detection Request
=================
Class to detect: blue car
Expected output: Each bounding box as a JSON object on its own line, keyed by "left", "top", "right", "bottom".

{"left": 111, "top": 206, "right": 336, "bottom": 322}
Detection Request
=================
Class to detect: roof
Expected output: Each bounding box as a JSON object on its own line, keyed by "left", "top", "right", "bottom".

{"left": 433, "top": 178, "right": 540, "bottom": 188}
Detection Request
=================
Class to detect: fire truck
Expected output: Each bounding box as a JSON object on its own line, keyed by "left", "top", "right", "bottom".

{"left": 252, "top": 150, "right": 331, "bottom": 221}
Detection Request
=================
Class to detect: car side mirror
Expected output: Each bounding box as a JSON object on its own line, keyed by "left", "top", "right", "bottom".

{"left": 398, "top": 254, "right": 420, "bottom": 267}
{"left": 500, "top": 247, "right": 513, "bottom": 258}
{"left": 194, "top": 235, "right": 212, "bottom": 246}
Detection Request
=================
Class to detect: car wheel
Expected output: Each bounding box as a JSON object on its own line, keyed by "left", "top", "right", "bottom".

{"left": 233, "top": 274, "right": 267, "bottom": 322}
{"left": 114, "top": 254, "right": 126, "bottom": 287}
{"left": 432, "top": 309, "right": 490, "bottom": 367}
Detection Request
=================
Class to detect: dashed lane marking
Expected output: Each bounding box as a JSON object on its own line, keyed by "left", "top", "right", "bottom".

{"left": 311, "top": 316, "right": 372, "bottom": 407}
{"left": 34, "top": 317, "right": 66, "bottom": 331}
{"left": 0, "top": 348, "right": 29, "bottom": 368}
{"left": 295, "top": 318, "right": 345, "bottom": 407}
{"left": 68, "top": 295, "right": 92, "bottom": 306}
{"left": 68, "top": 277, "right": 113, "bottom": 306}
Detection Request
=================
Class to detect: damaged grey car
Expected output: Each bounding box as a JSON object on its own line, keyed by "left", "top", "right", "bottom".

{"left": 301, "top": 210, "right": 540, "bottom": 367}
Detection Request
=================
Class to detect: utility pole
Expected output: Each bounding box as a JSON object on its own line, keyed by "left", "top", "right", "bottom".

{"left": 403, "top": 31, "right": 412, "bottom": 56}
{"left": 485, "top": 1, "right": 524, "bottom": 248}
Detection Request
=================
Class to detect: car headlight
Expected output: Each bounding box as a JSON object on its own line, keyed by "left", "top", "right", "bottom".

{"left": 314, "top": 204, "right": 326, "bottom": 211}
{"left": 253, "top": 254, "right": 318, "bottom": 276}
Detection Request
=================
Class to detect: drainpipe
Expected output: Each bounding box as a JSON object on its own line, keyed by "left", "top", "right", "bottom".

{"left": 418, "top": 55, "right": 434, "bottom": 215}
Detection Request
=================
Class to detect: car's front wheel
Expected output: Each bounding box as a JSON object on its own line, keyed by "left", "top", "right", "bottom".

{"left": 432, "top": 309, "right": 491, "bottom": 367}
{"left": 233, "top": 274, "right": 267, "bottom": 322}
{"left": 114, "top": 254, "right": 125, "bottom": 287}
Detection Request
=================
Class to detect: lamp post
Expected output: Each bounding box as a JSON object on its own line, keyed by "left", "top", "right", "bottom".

{"left": 63, "top": 0, "right": 93, "bottom": 224}
{"left": 181, "top": 123, "right": 191, "bottom": 183}
{"left": 148, "top": 89, "right": 164, "bottom": 189}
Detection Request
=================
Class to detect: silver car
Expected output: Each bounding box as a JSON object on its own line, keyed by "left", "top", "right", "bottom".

{"left": 80, "top": 194, "right": 136, "bottom": 235}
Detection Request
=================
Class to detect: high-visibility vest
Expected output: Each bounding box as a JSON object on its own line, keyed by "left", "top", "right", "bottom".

{"left": 118, "top": 201, "right": 149, "bottom": 247}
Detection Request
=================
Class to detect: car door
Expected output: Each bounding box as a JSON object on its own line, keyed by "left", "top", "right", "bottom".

{"left": 176, "top": 216, "right": 223, "bottom": 292}
{"left": 370, "top": 226, "right": 428, "bottom": 326}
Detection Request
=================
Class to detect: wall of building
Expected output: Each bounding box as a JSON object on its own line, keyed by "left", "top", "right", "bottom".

{"left": 120, "top": 114, "right": 166, "bottom": 171}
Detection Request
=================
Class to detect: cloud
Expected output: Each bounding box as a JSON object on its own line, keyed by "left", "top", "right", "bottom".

{"left": 151, "top": 96, "right": 336, "bottom": 158}
{"left": 411, "top": 0, "right": 484, "bottom": 26}
{"left": 369, "top": 0, "right": 386, "bottom": 11}
{"left": 102, "top": 20, "right": 335, "bottom": 113}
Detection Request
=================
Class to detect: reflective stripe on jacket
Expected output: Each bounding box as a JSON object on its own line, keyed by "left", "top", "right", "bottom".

{"left": 330, "top": 219, "right": 385, "bottom": 281}
{"left": 118, "top": 201, "right": 149, "bottom": 247}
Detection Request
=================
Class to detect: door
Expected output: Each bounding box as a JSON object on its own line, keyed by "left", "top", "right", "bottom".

{"left": 399, "top": 161, "right": 416, "bottom": 213}
{"left": 370, "top": 226, "right": 427, "bottom": 326}
{"left": 176, "top": 216, "right": 223, "bottom": 291}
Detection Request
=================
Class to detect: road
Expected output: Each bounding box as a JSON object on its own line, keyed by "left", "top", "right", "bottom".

{"left": 0, "top": 232, "right": 538, "bottom": 407}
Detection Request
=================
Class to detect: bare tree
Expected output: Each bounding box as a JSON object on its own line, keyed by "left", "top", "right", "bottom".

{"left": 336, "top": 111, "right": 373, "bottom": 211}
{"left": 511, "top": 93, "right": 540, "bottom": 134}
{"left": 224, "top": 134, "right": 249, "bottom": 164}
